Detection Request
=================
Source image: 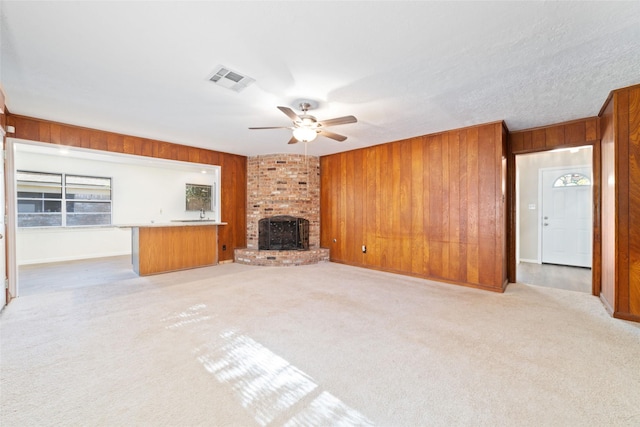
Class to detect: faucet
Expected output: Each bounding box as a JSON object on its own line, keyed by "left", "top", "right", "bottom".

{"left": 200, "top": 208, "right": 206, "bottom": 219}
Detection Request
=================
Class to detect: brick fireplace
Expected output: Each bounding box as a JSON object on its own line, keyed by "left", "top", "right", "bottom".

{"left": 235, "top": 154, "right": 329, "bottom": 266}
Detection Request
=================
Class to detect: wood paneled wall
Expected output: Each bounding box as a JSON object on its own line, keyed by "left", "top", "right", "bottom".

{"left": 0, "top": 89, "right": 5, "bottom": 132}
{"left": 5, "top": 114, "right": 247, "bottom": 262}
{"left": 510, "top": 117, "right": 600, "bottom": 154}
{"left": 599, "top": 84, "right": 640, "bottom": 322}
{"left": 320, "top": 121, "right": 508, "bottom": 292}
{"left": 628, "top": 87, "right": 640, "bottom": 319}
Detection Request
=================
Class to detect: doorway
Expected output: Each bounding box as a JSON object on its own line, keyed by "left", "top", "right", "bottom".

{"left": 8, "top": 139, "right": 221, "bottom": 299}
{"left": 515, "top": 146, "right": 593, "bottom": 293}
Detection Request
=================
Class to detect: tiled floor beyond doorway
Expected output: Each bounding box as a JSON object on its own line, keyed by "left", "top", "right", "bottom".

{"left": 517, "top": 262, "right": 591, "bottom": 293}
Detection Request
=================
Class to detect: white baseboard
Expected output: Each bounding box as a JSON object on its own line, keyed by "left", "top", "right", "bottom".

{"left": 519, "top": 258, "right": 541, "bottom": 265}
{"left": 18, "top": 251, "right": 131, "bottom": 266}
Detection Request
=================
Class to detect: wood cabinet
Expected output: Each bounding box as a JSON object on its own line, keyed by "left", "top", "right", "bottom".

{"left": 131, "top": 224, "right": 219, "bottom": 275}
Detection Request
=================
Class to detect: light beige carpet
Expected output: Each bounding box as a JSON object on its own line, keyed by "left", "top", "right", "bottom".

{"left": 1, "top": 258, "right": 639, "bottom": 426}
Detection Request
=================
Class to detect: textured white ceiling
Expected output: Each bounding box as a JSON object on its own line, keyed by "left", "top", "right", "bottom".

{"left": 1, "top": 1, "right": 639, "bottom": 157}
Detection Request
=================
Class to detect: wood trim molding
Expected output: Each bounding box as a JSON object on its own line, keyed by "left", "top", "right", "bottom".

{"left": 506, "top": 143, "right": 517, "bottom": 284}
{"left": 0, "top": 89, "right": 5, "bottom": 133}
{"left": 510, "top": 117, "right": 600, "bottom": 155}
{"left": 591, "top": 139, "right": 602, "bottom": 296}
{"left": 613, "top": 312, "right": 640, "bottom": 323}
{"left": 329, "top": 259, "right": 507, "bottom": 293}
{"left": 5, "top": 113, "right": 234, "bottom": 164}
{"left": 598, "top": 286, "right": 640, "bottom": 323}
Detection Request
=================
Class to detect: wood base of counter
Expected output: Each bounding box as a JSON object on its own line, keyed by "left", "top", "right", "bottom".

{"left": 132, "top": 225, "right": 218, "bottom": 275}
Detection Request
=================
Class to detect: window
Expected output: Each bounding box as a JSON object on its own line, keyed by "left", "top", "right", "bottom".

{"left": 17, "top": 171, "right": 63, "bottom": 227}
{"left": 185, "top": 183, "right": 212, "bottom": 211}
{"left": 65, "top": 175, "right": 112, "bottom": 226}
{"left": 17, "top": 171, "right": 112, "bottom": 227}
{"left": 553, "top": 173, "right": 590, "bottom": 187}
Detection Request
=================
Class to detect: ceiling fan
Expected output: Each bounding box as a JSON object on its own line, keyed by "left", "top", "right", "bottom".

{"left": 249, "top": 101, "right": 357, "bottom": 144}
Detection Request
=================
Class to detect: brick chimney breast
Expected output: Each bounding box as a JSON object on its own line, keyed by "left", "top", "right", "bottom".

{"left": 237, "top": 154, "right": 329, "bottom": 266}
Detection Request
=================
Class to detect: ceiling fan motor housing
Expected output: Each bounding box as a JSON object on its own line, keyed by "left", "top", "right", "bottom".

{"left": 298, "top": 114, "right": 319, "bottom": 128}
{"left": 296, "top": 100, "right": 318, "bottom": 112}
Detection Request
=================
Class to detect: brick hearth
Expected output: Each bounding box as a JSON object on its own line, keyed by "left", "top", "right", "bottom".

{"left": 234, "top": 154, "right": 329, "bottom": 266}
{"left": 234, "top": 248, "right": 329, "bottom": 266}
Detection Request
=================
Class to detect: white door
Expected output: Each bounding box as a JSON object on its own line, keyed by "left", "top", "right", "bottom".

{"left": 0, "top": 137, "right": 6, "bottom": 309}
{"left": 541, "top": 166, "right": 592, "bottom": 268}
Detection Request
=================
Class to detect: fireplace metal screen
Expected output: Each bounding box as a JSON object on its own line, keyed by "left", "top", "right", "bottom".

{"left": 258, "top": 216, "right": 309, "bottom": 250}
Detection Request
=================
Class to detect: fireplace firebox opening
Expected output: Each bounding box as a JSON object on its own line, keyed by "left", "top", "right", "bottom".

{"left": 259, "top": 216, "right": 309, "bottom": 251}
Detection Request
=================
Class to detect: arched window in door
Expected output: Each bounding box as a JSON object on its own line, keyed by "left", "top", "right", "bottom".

{"left": 552, "top": 173, "right": 591, "bottom": 187}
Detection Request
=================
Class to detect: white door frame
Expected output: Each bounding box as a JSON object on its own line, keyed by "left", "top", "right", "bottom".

{"left": 515, "top": 164, "right": 520, "bottom": 264}
{"left": 5, "top": 138, "right": 18, "bottom": 300}
{"left": 0, "top": 129, "right": 5, "bottom": 310}
{"left": 537, "top": 164, "right": 592, "bottom": 265}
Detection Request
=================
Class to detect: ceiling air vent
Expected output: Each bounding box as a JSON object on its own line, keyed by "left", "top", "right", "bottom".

{"left": 208, "top": 65, "right": 255, "bottom": 92}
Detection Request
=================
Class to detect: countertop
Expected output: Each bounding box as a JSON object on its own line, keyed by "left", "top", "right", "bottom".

{"left": 118, "top": 221, "right": 227, "bottom": 228}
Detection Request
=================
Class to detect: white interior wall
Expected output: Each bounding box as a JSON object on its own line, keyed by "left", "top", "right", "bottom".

{"left": 15, "top": 143, "right": 220, "bottom": 265}
{"left": 516, "top": 146, "right": 592, "bottom": 263}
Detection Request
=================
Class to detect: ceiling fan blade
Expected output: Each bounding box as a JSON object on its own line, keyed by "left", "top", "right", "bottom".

{"left": 319, "top": 129, "right": 348, "bottom": 142}
{"left": 287, "top": 136, "right": 298, "bottom": 144}
{"left": 319, "top": 115, "right": 357, "bottom": 127}
{"left": 248, "top": 126, "right": 291, "bottom": 130}
{"left": 277, "top": 106, "right": 299, "bottom": 121}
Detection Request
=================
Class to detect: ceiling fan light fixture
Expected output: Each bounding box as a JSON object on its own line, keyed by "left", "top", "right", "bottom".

{"left": 249, "top": 102, "right": 355, "bottom": 144}
{"left": 293, "top": 127, "right": 318, "bottom": 142}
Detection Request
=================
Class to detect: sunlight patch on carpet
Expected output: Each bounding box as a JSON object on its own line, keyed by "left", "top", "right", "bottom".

{"left": 284, "top": 391, "right": 375, "bottom": 427}
{"left": 161, "top": 304, "right": 211, "bottom": 329}
{"left": 194, "top": 330, "right": 373, "bottom": 426}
